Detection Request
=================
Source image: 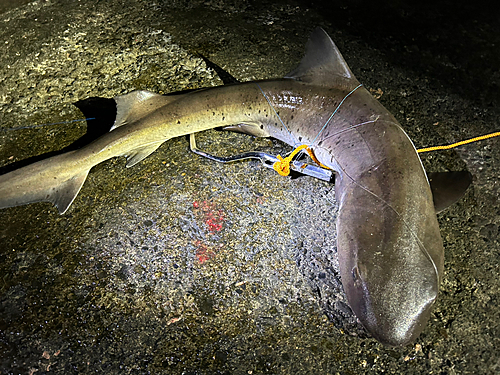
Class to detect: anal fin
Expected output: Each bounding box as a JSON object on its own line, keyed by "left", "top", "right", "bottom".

{"left": 49, "top": 170, "right": 90, "bottom": 214}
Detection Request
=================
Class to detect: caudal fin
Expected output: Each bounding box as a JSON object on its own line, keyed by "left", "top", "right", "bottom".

{"left": 0, "top": 151, "right": 90, "bottom": 214}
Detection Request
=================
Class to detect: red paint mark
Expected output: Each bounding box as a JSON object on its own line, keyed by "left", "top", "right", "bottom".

{"left": 195, "top": 240, "right": 216, "bottom": 263}
{"left": 192, "top": 199, "right": 226, "bottom": 263}
{"left": 193, "top": 200, "right": 225, "bottom": 234}
{"left": 256, "top": 196, "right": 265, "bottom": 205}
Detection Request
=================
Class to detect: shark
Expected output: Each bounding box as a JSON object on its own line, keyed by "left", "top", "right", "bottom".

{"left": 0, "top": 28, "right": 471, "bottom": 346}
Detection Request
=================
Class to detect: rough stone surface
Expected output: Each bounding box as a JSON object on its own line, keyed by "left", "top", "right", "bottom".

{"left": 0, "top": 0, "right": 498, "bottom": 374}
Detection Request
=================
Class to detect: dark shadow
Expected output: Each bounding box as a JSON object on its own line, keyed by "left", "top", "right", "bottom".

{"left": 299, "top": 0, "right": 499, "bottom": 107}
{"left": 198, "top": 54, "right": 240, "bottom": 85}
{"left": 72, "top": 97, "right": 118, "bottom": 147}
{"left": 0, "top": 86, "right": 211, "bottom": 176}
{"left": 0, "top": 97, "right": 117, "bottom": 175}
{"left": 1, "top": 53, "right": 241, "bottom": 175}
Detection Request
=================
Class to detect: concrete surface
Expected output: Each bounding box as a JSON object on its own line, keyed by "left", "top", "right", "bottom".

{"left": 0, "top": 0, "right": 498, "bottom": 374}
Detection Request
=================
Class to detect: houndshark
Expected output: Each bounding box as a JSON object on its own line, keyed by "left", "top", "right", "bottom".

{"left": 0, "top": 28, "right": 471, "bottom": 346}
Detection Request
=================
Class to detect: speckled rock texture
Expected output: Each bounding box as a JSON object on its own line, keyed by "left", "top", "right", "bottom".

{"left": 0, "top": 0, "right": 498, "bottom": 374}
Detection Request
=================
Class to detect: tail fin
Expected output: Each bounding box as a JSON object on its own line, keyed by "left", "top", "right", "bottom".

{"left": 0, "top": 151, "right": 89, "bottom": 214}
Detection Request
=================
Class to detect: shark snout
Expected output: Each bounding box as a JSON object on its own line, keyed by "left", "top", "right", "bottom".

{"left": 344, "top": 236, "right": 440, "bottom": 346}
{"left": 337, "top": 181, "right": 443, "bottom": 346}
{"left": 343, "top": 237, "right": 440, "bottom": 346}
{"left": 354, "top": 282, "right": 437, "bottom": 346}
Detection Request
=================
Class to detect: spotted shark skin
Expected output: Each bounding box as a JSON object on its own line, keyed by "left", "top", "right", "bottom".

{"left": 0, "top": 28, "right": 462, "bottom": 346}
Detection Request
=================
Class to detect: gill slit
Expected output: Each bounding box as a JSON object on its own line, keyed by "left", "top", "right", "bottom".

{"left": 315, "top": 117, "right": 380, "bottom": 145}
{"left": 256, "top": 83, "right": 363, "bottom": 151}
{"left": 256, "top": 83, "right": 300, "bottom": 147}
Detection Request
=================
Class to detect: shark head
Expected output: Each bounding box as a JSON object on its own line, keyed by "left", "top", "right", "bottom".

{"left": 336, "top": 181, "right": 443, "bottom": 346}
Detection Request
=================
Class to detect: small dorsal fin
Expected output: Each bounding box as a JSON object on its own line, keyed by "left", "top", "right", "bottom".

{"left": 428, "top": 171, "right": 473, "bottom": 213}
{"left": 112, "top": 90, "right": 180, "bottom": 131}
{"left": 285, "top": 27, "right": 360, "bottom": 88}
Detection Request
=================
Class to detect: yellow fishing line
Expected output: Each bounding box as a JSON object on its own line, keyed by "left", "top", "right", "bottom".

{"left": 273, "top": 145, "right": 309, "bottom": 176}
{"left": 273, "top": 131, "right": 500, "bottom": 177}
{"left": 304, "top": 148, "right": 330, "bottom": 170}
{"left": 273, "top": 145, "right": 330, "bottom": 176}
{"left": 417, "top": 131, "right": 500, "bottom": 153}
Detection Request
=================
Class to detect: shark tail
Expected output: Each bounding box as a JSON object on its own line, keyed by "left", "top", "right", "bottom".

{"left": 0, "top": 90, "right": 176, "bottom": 215}
{"left": 0, "top": 151, "right": 90, "bottom": 214}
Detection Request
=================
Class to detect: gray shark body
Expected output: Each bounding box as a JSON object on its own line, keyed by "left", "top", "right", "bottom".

{"left": 0, "top": 28, "right": 456, "bottom": 346}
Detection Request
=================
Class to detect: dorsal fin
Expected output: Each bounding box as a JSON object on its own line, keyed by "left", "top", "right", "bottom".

{"left": 112, "top": 90, "right": 180, "bottom": 131}
{"left": 285, "top": 27, "right": 360, "bottom": 88}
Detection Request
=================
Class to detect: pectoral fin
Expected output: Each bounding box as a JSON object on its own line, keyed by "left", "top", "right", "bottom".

{"left": 222, "top": 122, "right": 270, "bottom": 137}
{"left": 428, "top": 171, "right": 473, "bottom": 213}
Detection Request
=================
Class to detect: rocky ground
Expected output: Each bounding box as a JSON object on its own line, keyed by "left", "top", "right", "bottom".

{"left": 0, "top": 0, "right": 498, "bottom": 374}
